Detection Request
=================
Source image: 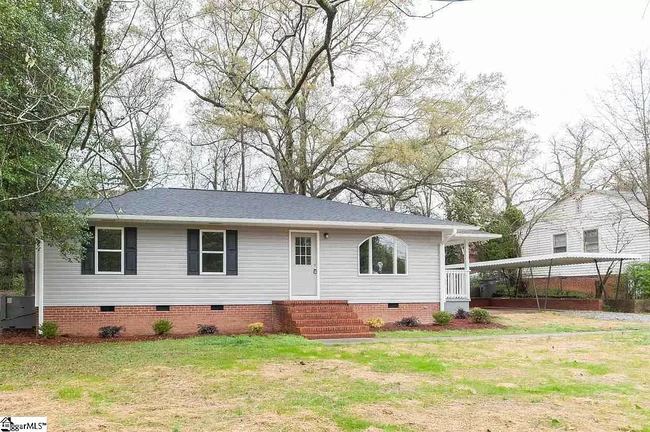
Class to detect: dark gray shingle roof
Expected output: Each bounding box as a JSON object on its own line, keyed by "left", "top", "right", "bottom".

{"left": 78, "top": 188, "right": 475, "bottom": 228}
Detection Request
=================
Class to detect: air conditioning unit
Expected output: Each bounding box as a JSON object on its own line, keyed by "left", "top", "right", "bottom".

{"left": 0, "top": 296, "right": 35, "bottom": 329}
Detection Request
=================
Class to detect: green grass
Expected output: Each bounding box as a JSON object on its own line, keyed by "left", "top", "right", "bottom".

{"left": 1, "top": 332, "right": 650, "bottom": 430}
{"left": 560, "top": 360, "right": 611, "bottom": 375}
{"left": 57, "top": 387, "right": 83, "bottom": 401}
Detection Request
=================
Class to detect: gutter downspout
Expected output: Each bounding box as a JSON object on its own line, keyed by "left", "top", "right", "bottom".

{"left": 440, "top": 229, "right": 458, "bottom": 312}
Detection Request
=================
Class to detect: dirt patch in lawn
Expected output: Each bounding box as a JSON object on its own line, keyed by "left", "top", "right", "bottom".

{"left": 352, "top": 396, "right": 647, "bottom": 431}
{"left": 262, "top": 360, "right": 429, "bottom": 390}
{"left": 377, "top": 318, "right": 505, "bottom": 333}
{"left": 493, "top": 311, "right": 650, "bottom": 330}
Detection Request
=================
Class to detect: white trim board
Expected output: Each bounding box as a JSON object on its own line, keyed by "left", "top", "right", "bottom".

{"left": 88, "top": 213, "right": 478, "bottom": 232}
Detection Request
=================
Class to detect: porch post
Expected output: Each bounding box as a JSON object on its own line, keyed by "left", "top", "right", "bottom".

{"left": 36, "top": 240, "right": 44, "bottom": 333}
{"left": 439, "top": 242, "right": 447, "bottom": 311}
{"left": 463, "top": 240, "right": 470, "bottom": 300}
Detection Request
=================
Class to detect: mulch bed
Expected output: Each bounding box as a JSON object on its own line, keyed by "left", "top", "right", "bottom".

{"left": 377, "top": 318, "right": 506, "bottom": 333}
{"left": 0, "top": 329, "right": 226, "bottom": 346}
{"left": 1, "top": 319, "right": 506, "bottom": 345}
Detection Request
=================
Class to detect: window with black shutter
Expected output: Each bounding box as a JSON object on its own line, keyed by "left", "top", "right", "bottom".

{"left": 81, "top": 226, "right": 96, "bottom": 274}
{"left": 82, "top": 227, "right": 137, "bottom": 275}
{"left": 188, "top": 229, "right": 238, "bottom": 275}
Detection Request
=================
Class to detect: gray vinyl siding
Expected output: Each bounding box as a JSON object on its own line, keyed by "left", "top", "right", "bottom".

{"left": 521, "top": 192, "right": 650, "bottom": 277}
{"left": 43, "top": 223, "right": 442, "bottom": 306}
{"left": 320, "top": 230, "right": 441, "bottom": 303}
{"left": 43, "top": 224, "right": 290, "bottom": 306}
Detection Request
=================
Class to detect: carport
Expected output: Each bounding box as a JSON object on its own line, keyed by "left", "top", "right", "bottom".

{"left": 447, "top": 252, "right": 642, "bottom": 310}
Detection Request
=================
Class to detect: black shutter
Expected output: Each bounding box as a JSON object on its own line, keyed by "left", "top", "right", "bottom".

{"left": 81, "top": 226, "right": 95, "bottom": 274}
{"left": 124, "top": 227, "right": 137, "bottom": 275}
{"left": 226, "top": 230, "right": 238, "bottom": 275}
{"left": 187, "top": 229, "right": 200, "bottom": 275}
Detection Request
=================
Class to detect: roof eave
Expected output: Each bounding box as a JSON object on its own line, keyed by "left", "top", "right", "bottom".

{"left": 88, "top": 213, "right": 480, "bottom": 232}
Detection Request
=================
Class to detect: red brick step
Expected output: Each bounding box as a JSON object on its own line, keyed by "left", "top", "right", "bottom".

{"left": 273, "top": 300, "right": 374, "bottom": 340}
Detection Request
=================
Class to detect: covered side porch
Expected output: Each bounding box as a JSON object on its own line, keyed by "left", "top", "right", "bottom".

{"left": 441, "top": 229, "right": 501, "bottom": 313}
{"left": 446, "top": 252, "right": 642, "bottom": 311}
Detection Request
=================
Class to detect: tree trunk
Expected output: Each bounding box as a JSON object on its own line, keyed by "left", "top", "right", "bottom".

{"left": 240, "top": 130, "right": 246, "bottom": 192}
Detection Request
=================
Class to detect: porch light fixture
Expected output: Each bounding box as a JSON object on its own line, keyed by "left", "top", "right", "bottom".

{"left": 323, "top": 232, "right": 329, "bottom": 239}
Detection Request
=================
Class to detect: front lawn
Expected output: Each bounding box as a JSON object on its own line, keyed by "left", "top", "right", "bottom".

{"left": 1, "top": 328, "right": 650, "bottom": 431}
{"left": 376, "top": 311, "right": 650, "bottom": 338}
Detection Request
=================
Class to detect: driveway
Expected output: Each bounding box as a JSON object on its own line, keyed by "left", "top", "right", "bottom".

{"left": 559, "top": 310, "right": 650, "bottom": 322}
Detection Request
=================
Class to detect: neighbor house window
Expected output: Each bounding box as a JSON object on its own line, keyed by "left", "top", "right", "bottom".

{"left": 201, "top": 230, "right": 225, "bottom": 274}
{"left": 358, "top": 235, "right": 407, "bottom": 275}
{"left": 553, "top": 233, "right": 567, "bottom": 253}
{"left": 583, "top": 229, "right": 599, "bottom": 252}
{"left": 96, "top": 227, "right": 123, "bottom": 273}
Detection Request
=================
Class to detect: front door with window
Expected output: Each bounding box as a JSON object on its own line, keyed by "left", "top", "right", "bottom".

{"left": 291, "top": 232, "right": 318, "bottom": 298}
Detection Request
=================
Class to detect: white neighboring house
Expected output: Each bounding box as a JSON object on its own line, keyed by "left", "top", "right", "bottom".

{"left": 521, "top": 189, "right": 650, "bottom": 291}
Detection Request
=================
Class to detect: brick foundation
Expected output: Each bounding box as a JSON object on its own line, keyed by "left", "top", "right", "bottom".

{"left": 351, "top": 303, "right": 440, "bottom": 324}
{"left": 42, "top": 302, "right": 441, "bottom": 336}
{"left": 43, "top": 305, "right": 274, "bottom": 336}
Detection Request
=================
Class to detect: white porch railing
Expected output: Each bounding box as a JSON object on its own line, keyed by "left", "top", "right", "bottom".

{"left": 446, "top": 270, "right": 470, "bottom": 300}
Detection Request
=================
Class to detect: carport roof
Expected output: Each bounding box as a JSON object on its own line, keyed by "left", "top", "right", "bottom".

{"left": 446, "top": 252, "right": 643, "bottom": 271}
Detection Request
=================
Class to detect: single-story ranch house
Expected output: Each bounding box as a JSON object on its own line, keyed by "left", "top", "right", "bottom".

{"left": 34, "top": 189, "right": 498, "bottom": 338}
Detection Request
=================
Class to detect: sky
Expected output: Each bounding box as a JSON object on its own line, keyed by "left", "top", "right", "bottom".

{"left": 406, "top": 0, "right": 650, "bottom": 141}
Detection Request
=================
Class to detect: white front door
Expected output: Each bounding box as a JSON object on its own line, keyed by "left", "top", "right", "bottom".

{"left": 290, "top": 232, "right": 318, "bottom": 298}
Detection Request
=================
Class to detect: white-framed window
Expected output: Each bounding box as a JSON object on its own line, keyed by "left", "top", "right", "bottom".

{"left": 358, "top": 235, "right": 407, "bottom": 275}
{"left": 583, "top": 229, "right": 599, "bottom": 252}
{"left": 553, "top": 233, "right": 567, "bottom": 253}
{"left": 200, "top": 229, "right": 225, "bottom": 274}
{"left": 96, "top": 227, "right": 124, "bottom": 274}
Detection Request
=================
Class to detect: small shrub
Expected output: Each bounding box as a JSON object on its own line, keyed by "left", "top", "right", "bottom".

{"left": 98, "top": 326, "right": 123, "bottom": 338}
{"left": 365, "top": 317, "right": 385, "bottom": 329}
{"left": 469, "top": 308, "right": 491, "bottom": 324}
{"left": 39, "top": 321, "right": 58, "bottom": 339}
{"left": 152, "top": 319, "right": 173, "bottom": 335}
{"left": 432, "top": 311, "right": 453, "bottom": 326}
{"left": 197, "top": 324, "right": 218, "bottom": 335}
{"left": 248, "top": 322, "right": 264, "bottom": 335}
{"left": 396, "top": 316, "right": 420, "bottom": 327}
{"left": 454, "top": 308, "right": 470, "bottom": 319}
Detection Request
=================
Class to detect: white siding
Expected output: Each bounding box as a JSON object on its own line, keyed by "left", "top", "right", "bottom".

{"left": 320, "top": 230, "right": 440, "bottom": 303}
{"left": 521, "top": 192, "right": 650, "bottom": 277}
{"left": 44, "top": 224, "right": 441, "bottom": 306}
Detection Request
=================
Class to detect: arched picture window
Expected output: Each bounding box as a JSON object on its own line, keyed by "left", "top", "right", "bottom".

{"left": 358, "top": 235, "right": 407, "bottom": 275}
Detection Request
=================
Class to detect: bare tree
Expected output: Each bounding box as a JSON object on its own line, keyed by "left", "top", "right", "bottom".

{"left": 542, "top": 121, "right": 610, "bottom": 199}
{"left": 597, "top": 53, "right": 650, "bottom": 248}
{"left": 92, "top": 67, "right": 176, "bottom": 192}
{"left": 162, "top": 0, "right": 534, "bottom": 205}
